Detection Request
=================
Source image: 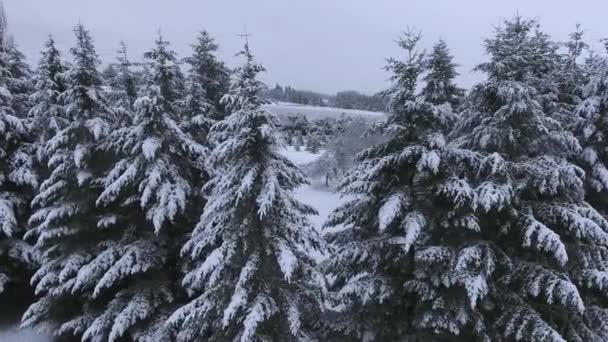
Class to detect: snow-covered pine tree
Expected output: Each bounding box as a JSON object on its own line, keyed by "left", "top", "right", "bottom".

{"left": 28, "top": 35, "right": 69, "bottom": 159}
{"left": 0, "top": 26, "right": 37, "bottom": 307}
{"left": 105, "top": 41, "right": 138, "bottom": 124}
{"left": 21, "top": 24, "right": 117, "bottom": 338}
{"left": 448, "top": 16, "right": 608, "bottom": 341}
{"left": 179, "top": 32, "right": 222, "bottom": 146}
{"left": 184, "top": 30, "right": 230, "bottom": 116}
{"left": 168, "top": 40, "right": 325, "bottom": 342}
{"left": 143, "top": 33, "right": 182, "bottom": 108}
{"left": 575, "top": 55, "right": 608, "bottom": 213}
{"left": 102, "top": 64, "right": 118, "bottom": 85}
{"left": 421, "top": 39, "right": 464, "bottom": 108}
{"left": 5, "top": 43, "right": 31, "bottom": 117}
{"left": 66, "top": 33, "right": 209, "bottom": 342}
{"left": 555, "top": 24, "right": 589, "bottom": 125}
{"left": 321, "top": 28, "right": 462, "bottom": 340}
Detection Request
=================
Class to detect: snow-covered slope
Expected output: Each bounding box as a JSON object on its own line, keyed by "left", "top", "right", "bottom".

{"left": 264, "top": 101, "right": 385, "bottom": 121}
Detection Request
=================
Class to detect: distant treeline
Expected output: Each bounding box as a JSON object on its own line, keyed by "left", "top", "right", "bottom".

{"left": 263, "top": 83, "right": 388, "bottom": 111}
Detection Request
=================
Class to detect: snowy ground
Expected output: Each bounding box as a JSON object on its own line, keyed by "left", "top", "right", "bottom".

{"left": 280, "top": 146, "right": 346, "bottom": 230}
{"left": 264, "top": 101, "right": 385, "bottom": 121}
{"left": 0, "top": 327, "right": 49, "bottom": 342}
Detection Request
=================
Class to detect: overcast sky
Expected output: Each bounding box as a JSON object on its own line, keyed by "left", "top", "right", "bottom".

{"left": 4, "top": 0, "right": 608, "bottom": 94}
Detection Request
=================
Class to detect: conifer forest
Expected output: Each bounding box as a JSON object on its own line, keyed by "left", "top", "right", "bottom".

{"left": 3, "top": 1, "right": 608, "bottom": 341}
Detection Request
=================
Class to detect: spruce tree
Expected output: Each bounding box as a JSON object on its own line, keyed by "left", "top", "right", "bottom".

{"left": 29, "top": 35, "right": 69, "bottom": 155}
{"left": 77, "top": 34, "right": 209, "bottom": 341}
{"left": 21, "top": 24, "right": 115, "bottom": 338}
{"left": 143, "top": 33, "right": 181, "bottom": 106}
{"left": 0, "top": 32, "right": 37, "bottom": 306}
{"left": 421, "top": 39, "right": 464, "bottom": 107}
{"left": 322, "top": 28, "right": 465, "bottom": 340}
{"left": 555, "top": 24, "right": 589, "bottom": 125}
{"left": 575, "top": 56, "right": 608, "bottom": 214}
{"left": 4, "top": 40, "right": 32, "bottom": 118}
{"left": 168, "top": 41, "right": 325, "bottom": 342}
{"left": 446, "top": 16, "right": 608, "bottom": 340}
{"left": 106, "top": 41, "right": 138, "bottom": 125}
{"left": 185, "top": 30, "right": 230, "bottom": 115}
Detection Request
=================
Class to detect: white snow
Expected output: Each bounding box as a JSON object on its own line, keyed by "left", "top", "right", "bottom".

{"left": 280, "top": 146, "right": 324, "bottom": 165}
{"left": 279, "top": 147, "right": 347, "bottom": 230}
{"left": 264, "top": 102, "right": 386, "bottom": 121}
{"left": 0, "top": 328, "right": 49, "bottom": 342}
{"left": 378, "top": 193, "right": 405, "bottom": 231}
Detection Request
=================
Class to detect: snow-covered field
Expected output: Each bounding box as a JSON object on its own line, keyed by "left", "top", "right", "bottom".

{"left": 264, "top": 101, "right": 385, "bottom": 121}
{"left": 280, "top": 146, "right": 346, "bottom": 230}
{"left": 0, "top": 327, "right": 49, "bottom": 342}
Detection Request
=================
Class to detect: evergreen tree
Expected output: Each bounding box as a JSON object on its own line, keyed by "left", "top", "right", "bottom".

{"left": 184, "top": 30, "right": 229, "bottom": 115}
{"left": 322, "top": 28, "right": 462, "bottom": 340}
{"left": 102, "top": 64, "right": 118, "bottom": 86}
{"left": 379, "top": 27, "right": 425, "bottom": 111}
{"left": 0, "top": 30, "right": 37, "bottom": 309}
{"left": 575, "top": 56, "right": 608, "bottom": 213}
{"left": 4, "top": 40, "right": 32, "bottom": 118}
{"left": 555, "top": 24, "right": 589, "bottom": 124}
{"left": 178, "top": 79, "right": 216, "bottom": 146}
{"left": 21, "top": 24, "right": 116, "bottom": 338}
{"left": 422, "top": 39, "right": 464, "bottom": 107}
{"left": 29, "top": 35, "right": 69, "bottom": 155}
{"left": 143, "top": 33, "right": 181, "bottom": 107}
{"left": 305, "top": 134, "right": 321, "bottom": 154}
{"left": 168, "top": 41, "right": 325, "bottom": 341}
{"left": 106, "top": 41, "right": 138, "bottom": 124}
{"left": 80, "top": 34, "right": 210, "bottom": 340}
{"left": 446, "top": 16, "right": 608, "bottom": 340}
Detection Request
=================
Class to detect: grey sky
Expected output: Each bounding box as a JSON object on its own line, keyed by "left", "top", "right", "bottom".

{"left": 4, "top": 0, "right": 608, "bottom": 94}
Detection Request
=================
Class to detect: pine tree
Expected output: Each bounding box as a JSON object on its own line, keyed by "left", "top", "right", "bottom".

{"left": 21, "top": 24, "right": 116, "bottom": 338}
{"left": 185, "top": 30, "right": 230, "bottom": 114}
{"left": 421, "top": 39, "right": 464, "bottom": 107}
{"left": 102, "top": 64, "right": 118, "bottom": 86}
{"left": 106, "top": 41, "right": 138, "bottom": 125}
{"left": 555, "top": 24, "right": 589, "bottom": 124}
{"left": 4, "top": 40, "right": 32, "bottom": 118}
{"left": 168, "top": 41, "right": 325, "bottom": 342}
{"left": 322, "top": 28, "right": 465, "bottom": 340}
{"left": 0, "top": 29, "right": 37, "bottom": 307}
{"left": 380, "top": 28, "right": 425, "bottom": 113}
{"left": 447, "top": 16, "right": 608, "bottom": 341}
{"left": 77, "top": 34, "right": 210, "bottom": 341}
{"left": 29, "top": 35, "right": 69, "bottom": 155}
{"left": 143, "top": 33, "right": 181, "bottom": 107}
{"left": 575, "top": 56, "right": 608, "bottom": 213}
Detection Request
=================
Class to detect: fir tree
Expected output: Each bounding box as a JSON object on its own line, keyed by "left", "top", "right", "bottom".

{"left": 575, "top": 56, "right": 608, "bottom": 213}
{"left": 447, "top": 16, "right": 608, "bottom": 341}
{"left": 78, "top": 34, "right": 210, "bottom": 341}
{"left": 21, "top": 24, "right": 116, "bottom": 338}
{"left": 184, "top": 30, "right": 229, "bottom": 115}
{"left": 555, "top": 24, "right": 589, "bottom": 124}
{"left": 106, "top": 41, "right": 138, "bottom": 125}
{"left": 380, "top": 27, "right": 425, "bottom": 112}
{"left": 168, "top": 41, "right": 325, "bottom": 342}
{"left": 322, "top": 28, "right": 464, "bottom": 340}
{"left": 421, "top": 39, "right": 464, "bottom": 107}
{"left": 0, "top": 30, "right": 37, "bottom": 306}
{"left": 29, "top": 35, "right": 69, "bottom": 155}
{"left": 143, "top": 33, "right": 181, "bottom": 107}
{"left": 4, "top": 41, "right": 32, "bottom": 118}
